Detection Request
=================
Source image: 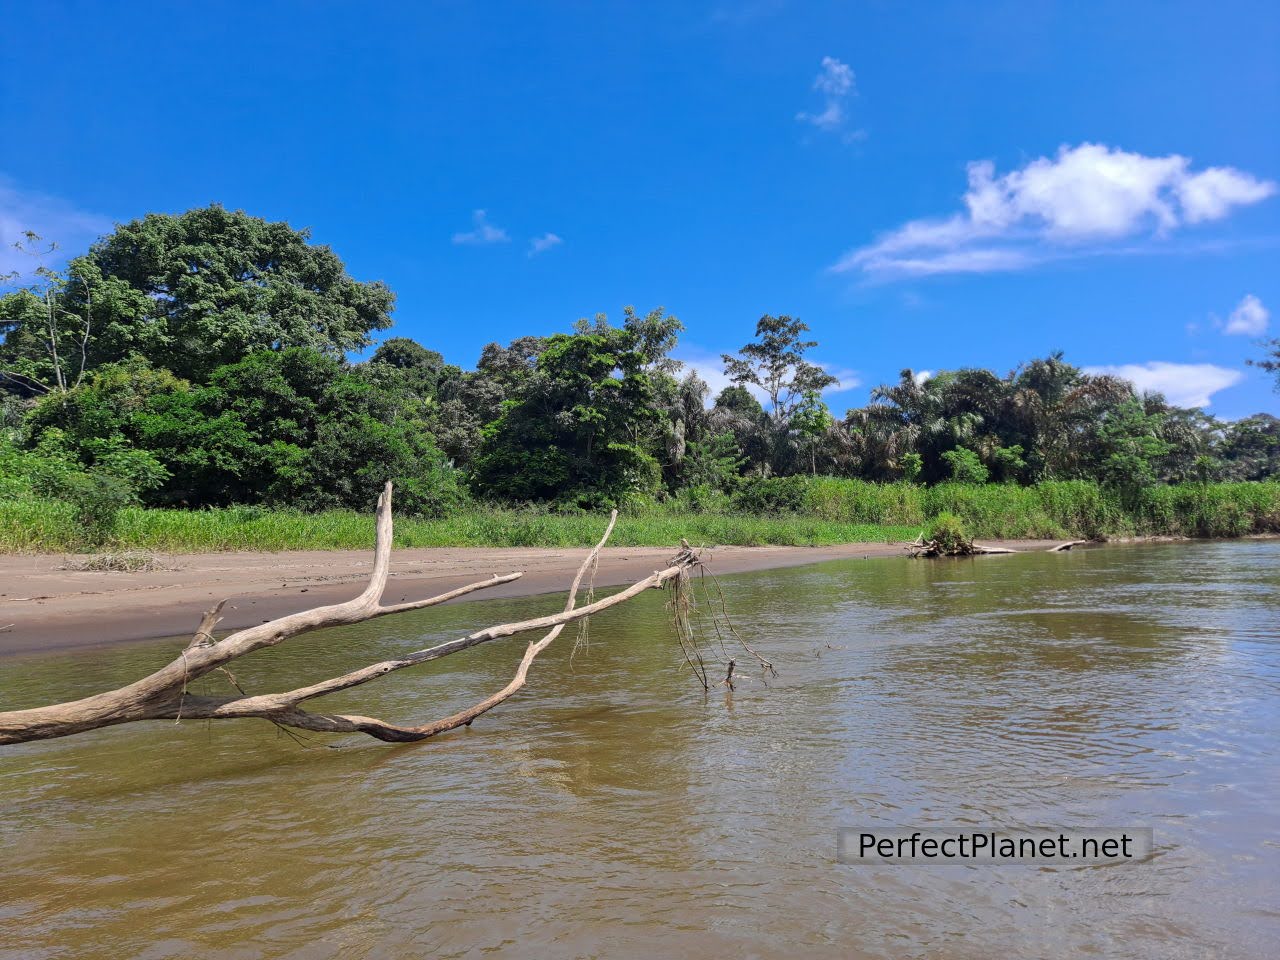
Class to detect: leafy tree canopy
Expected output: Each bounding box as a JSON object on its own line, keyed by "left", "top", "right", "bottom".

{"left": 5, "top": 205, "right": 395, "bottom": 383}
{"left": 471, "top": 326, "right": 664, "bottom": 505}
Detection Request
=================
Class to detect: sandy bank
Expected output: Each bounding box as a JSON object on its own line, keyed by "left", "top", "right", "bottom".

{"left": 0, "top": 540, "right": 1066, "bottom": 656}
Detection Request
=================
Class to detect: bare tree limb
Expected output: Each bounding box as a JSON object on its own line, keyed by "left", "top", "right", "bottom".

{"left": 0, "top": 486, "right": 703, "bottom": 746}
{"left": 216, "top": 510, "right": 626, "bottom": 743}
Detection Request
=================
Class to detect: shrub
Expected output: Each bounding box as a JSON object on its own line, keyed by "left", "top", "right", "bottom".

{"left": 670, "top": 483, "right": 732, "bottom": 513}
{"left": 940, "top": 447, "right": 990, "bottom": 484}
{"left": 900, "top": 452, "right": 923, "bottom": 484}
{"left": 927, "top": 512, "right": 972, "bottom": 554}
{"left": 40, "top": 469, "right": 135, "bottom": 547}
{"left": 4, "top": 428, "right": 164, "bottom": 548}
{"left": 730, "top": 475, "right": 809, "bottom": 514}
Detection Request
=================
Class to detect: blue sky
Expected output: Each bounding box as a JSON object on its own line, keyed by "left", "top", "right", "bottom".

{"left": 2, "top": 0, "right": 1278, "bottom": 417}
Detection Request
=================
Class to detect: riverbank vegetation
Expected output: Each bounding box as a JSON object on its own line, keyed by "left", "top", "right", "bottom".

{"left": 3, "top": 206, "right": 1278, "bottom": 553}
{"left": 2, "top": 476, "right": 1276, "bottom": 553}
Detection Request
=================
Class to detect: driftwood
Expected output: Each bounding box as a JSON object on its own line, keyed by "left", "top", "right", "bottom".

{"left": 909, "top": 535, "right": 1091, "bottom": 558}
{"left": 907, "top": 533, "right": 987, "bottom": 558}
{"left": 0, "top": 483, "right": 707, "bottom": 746}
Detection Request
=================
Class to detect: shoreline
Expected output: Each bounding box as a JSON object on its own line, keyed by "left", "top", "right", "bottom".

{"left": 0, "top": 540, "right": 1069, "bottom": 657}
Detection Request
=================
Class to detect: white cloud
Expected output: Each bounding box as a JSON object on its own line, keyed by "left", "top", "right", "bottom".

{"left": 527, "top": 232, "right": 562, "bottom": 257}
{"left": 1223, "top": 294, "right": 1269, "bottom": 336}
{"left": 0, "top": 176, "right": 113, "bottom": 279}
{"left": 451, "top": 209, "right": 509, "bottom": 245}
{"left": 797, "top": 57, "right": 858, "bottom": 136}
{"left": 1083, "top": 361, "right": 1244, "bottom": 408}
{"left": 834, "top": 143, "right": 1276, "bottom": 278}
{"left": 672, "top": 348, "right": 735, "bottom": 402}
{"left": 819, "top": 362, "right": 861, "bottom": 393}
{"left": 913, "top": 369, "right": 934, "bottom": 384}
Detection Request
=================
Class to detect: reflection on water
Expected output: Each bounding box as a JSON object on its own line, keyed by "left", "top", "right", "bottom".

{"left": 2, "top": 541, "right": 1278, "bottom": 959}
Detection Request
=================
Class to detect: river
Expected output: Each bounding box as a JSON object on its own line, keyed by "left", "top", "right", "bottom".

{"left": 2, "top": 541, "right": 1278, "bottom": 959}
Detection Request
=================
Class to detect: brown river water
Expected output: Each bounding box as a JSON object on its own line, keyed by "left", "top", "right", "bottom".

{"left": 1, "top": 541, "right": 1278, "bottom": 959}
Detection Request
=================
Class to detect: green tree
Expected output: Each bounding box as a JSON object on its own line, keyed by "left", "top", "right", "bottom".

{"left": 790, "top": 390, "right": 834, "bottom": 475}
{"left": 702, "top": 386, "right": 770, "bottom": 478}
{"left": 0, "top": 233, "right": 105, "bottom": 397}
{"left": 471, "top": 327, "right": 663, "bottom": 505}
{"left": 27, "top": 349, "right": 465, "bottom": 515}
{"left": 714, "top": 385, "right": 764, "bottom": 419}
{"left": 680, "top": 432, "right": 746, "bottom": 492}
{"left": 41, "top": 205, "right": 394, "bottom": 382}
{"left": 202, "top": 349, "right": 463, "bottom": 514}
{"left": 368, "top": 337, "right": 447, "bottom": 394}
{"left": 721, "top": 314, "right": 837, "bottom": 425}
{"left": 1094, "top": 397, "right": 1172, "bottom": 494}
{"left": 621, "top": 305, "right": 684, "bottom": 375}
{"left": 1220, "top": 414, "right": 1280, "bottom": 480}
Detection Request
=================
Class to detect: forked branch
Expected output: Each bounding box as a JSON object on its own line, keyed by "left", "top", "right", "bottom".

{"left": 0, "top": 485, "right": 703, "bottom": 746}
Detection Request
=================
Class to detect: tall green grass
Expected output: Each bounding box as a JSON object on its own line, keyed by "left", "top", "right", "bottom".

{"left": 0, "top": 499, "right": 918, "bottom": 553}
{"left": 750, "top": 477, "right": 1278, "bottom": 541}
{"left": 2, "top": 478, "right": 1276, "bottom": 553}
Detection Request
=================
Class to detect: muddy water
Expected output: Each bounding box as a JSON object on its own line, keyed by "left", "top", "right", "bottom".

{"left": 1, "top": 541, "right": 1278, "bottom": 959}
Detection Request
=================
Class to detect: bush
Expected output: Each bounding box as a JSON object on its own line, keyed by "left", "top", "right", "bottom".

{"left": 3, "top": 427, "right": 163, "bottom": 548}
{"left": 730, "top": 475, "right": 809, "bottom": 514}
{"left": 927, "top": 512, "right": 972, "bottom": 554}
{"left": 940, "top": 447, "right": 989, "bottom": 484}
{"left": 38, "top": 469, "right": 135, "bottom": 547}
{"left": 670, "top": 483, "right": 732, "bottom": 513}
{"left": 900, "top": 452, "right": 923, "bottom": 484}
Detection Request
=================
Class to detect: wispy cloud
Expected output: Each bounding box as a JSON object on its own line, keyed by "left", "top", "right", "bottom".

{"left": 819, "top": 362, "right": 861, "bottom": 393}
{"left": 527, "top": 232, "right": 562, "bottom": 257}
{"left": 834, "top": 143, "right": 1276, "bottom": 279}
{"left": 797, "top": 57, "right": 860, "bottom": 138}
{"left": 0, "top": 176, "right": 113, "bottom": 279}
{"left": 1083, "top": 361, "right": 1244, "bottom": 408}
{"left": 1223, "top": 294, "right": 1269, "bottom": 336}
{"left": 451, "top": 209, "right": 510, "bottom": 246}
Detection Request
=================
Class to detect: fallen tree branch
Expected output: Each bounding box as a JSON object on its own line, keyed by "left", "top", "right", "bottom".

{"left": 1047, "top": 540, "right": 1088, "bottom": 552}
{"left": 971, "top": 543, "right": 1017, "bottom": 555}
{"left": 0, "top": 485, "right": 704, "bottom": 746}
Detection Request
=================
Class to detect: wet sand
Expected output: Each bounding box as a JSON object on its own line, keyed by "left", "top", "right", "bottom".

{"left": 0, "top": 540, "right": 1063, "bottom": 656}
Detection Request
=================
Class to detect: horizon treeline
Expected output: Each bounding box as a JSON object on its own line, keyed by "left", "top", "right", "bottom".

{"left": 3, "top": 205, "right": 1278, "bottom": 530}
